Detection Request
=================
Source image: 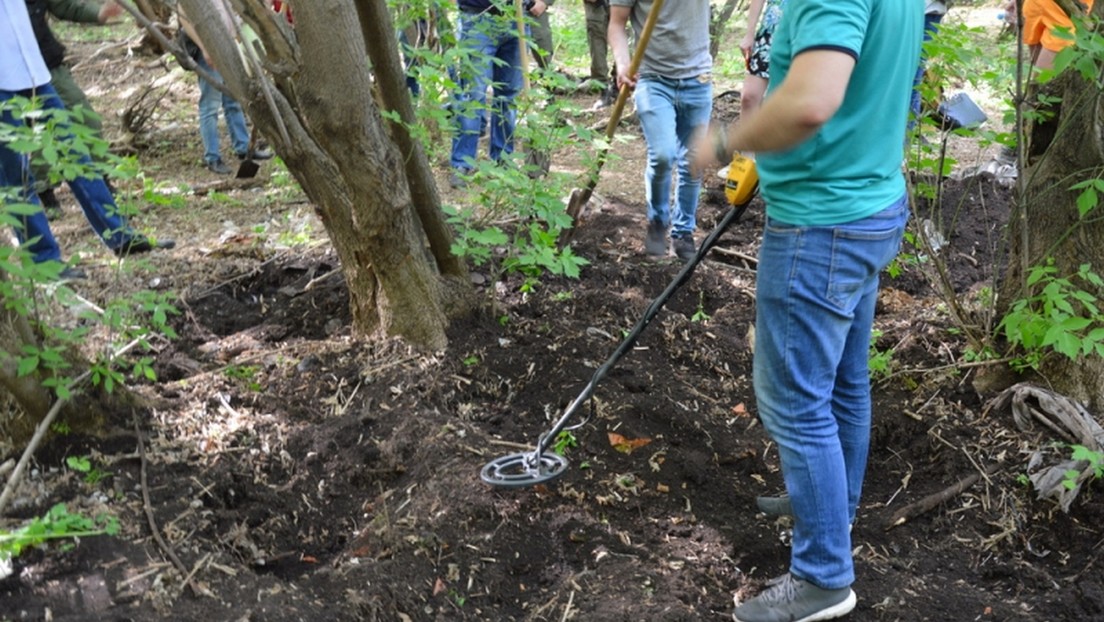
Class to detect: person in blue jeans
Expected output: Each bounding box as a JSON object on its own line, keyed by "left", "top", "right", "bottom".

{"left": 448, "top": 0, "right": 547, "bottom": 189}
{"left": 910, "top": 1, "right": 949, "bottom": 130}
{"left": 179, "top": 18, "right": 272, "bottom": 175}
{"left": 694, "top": 1, "right": 922, "bottom": 620}
{"left": 2, "top": 0, "right": 173, "bottom": 279}
{"left": 609, "top": 0, "right": 714, "bottom": 262}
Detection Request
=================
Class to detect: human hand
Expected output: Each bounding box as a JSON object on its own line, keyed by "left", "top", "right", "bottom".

{"left": 615, "top": 65, "right": 636, "bottom": 90}
{"left": 529, "top": 0, "right": 548, "bottom": 16}
{"left": 99, "top": 0, "right": 123, "bottom": 23}
{"left": 739, "top": 32, "right": 754, "bottom": 61}
{"left": 689, "top": 124, "right": 725, "bottom": 179}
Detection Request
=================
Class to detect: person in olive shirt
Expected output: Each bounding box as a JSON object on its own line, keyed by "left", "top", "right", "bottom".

{"left": 26, "top": 0, "right": 122, "bottom": 210}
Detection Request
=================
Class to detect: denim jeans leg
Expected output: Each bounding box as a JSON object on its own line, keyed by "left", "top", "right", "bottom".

{"left": 223, "top": 94, "right": 250, "bottom": 155}
{"left": 671, "top": 78, "right": 712, "bottom": 237}
{"left": 450, "top": 13, "right": 496, "bottom": 170}
{"left": 67, "top": 175, "right": 134, "bottom": 250}
{"left": 635, "top": 77, "right": 678, "bottom": 228}
{"left": 488, "top": 28, "right": 521, "bottom": 162}
{"left": 753, "top": 196, "right": 909, "bottom": 589}
{"left": 909, "top": 13, "right": 944, "bottom": 125}
{"left": 0, "top": 88, "right": 59, "bottom": 262}
{"left": 197, "top": 60, "right": 223, "bottom": 163}
{"left": 29, "top": 86, "right": 135, "bottom": 249}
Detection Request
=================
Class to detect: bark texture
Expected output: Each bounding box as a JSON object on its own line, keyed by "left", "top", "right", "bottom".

{"left": 177, "top": 0, "right": 469, "bottom": 350}
{"left": 1003, "top": 4, "right": 1104, "bottom": 410}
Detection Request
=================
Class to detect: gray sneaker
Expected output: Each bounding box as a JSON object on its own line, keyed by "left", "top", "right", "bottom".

{"left": 733, "top": 573, "right": 856, "bottom": 622}
{"left": 672, "top": 232, "right": 697, "bottom": 262}
{"left": 756, "top": 495, "right": 793, "bottom": 517}
{"left": 645, "top": 220, "right": 668, "bottom": 257}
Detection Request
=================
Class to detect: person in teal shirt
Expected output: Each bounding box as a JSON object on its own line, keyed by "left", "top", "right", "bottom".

{"left": 693, "top": 1, "right": 922, "bottom": 620}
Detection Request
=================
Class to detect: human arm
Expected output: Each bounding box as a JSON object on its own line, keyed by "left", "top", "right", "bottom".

{"left": 693, "top": 48, "right": 855, "bottom": 172}
{"left": 46, "top": 0, "right": 113, "bottom": 24}
{"left": 608, "top": 5, "right": 634, "bottom": 88}
{"left": 740, "top": 0, "right": 766, "bottom": 59}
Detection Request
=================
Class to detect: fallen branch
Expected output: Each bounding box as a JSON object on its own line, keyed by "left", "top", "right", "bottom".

{"left": 133, "top": 413, "right": 210, "bottom": 598}
{"left": 885, "top": 463, "right": 1003, "bottom": 530}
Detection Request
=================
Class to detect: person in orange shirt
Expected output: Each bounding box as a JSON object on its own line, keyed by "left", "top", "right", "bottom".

{"left": 1022, "top": 0, "right": 1094, "bottom": 69}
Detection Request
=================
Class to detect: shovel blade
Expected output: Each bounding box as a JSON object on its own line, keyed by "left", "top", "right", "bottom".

{"left": 236, "top": 159, "right": 260, "bottom": 179}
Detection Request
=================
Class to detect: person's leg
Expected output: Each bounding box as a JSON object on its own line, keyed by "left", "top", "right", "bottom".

{"left": 531, "top": 10, "right": 554, "bottom": 71}
{"left": 830, "top": 197, "right": 910, "bottom": 524}
{"left": 0, "top": 89, "right": 63, "bottom": 263}
{"left": 584, "top": 2, "right": 610, "bottom": 82}
{"left": 910, "top": 13, "right": 944, "bottom": 125}
{"left": 752, "top": 196, "right": 908, "bottom": 590}
{"left": 48, "top": 66, "right": 103, "bottom": 135}
{"left": 740, "top": 75, "right": 768, "bottom": 118}
{"left": 670, "top": 77, "right": 713, "bottom": 239}
{"left": 31, "top": 65, "right": 105, "bottom": 192}
{"left": 222, "top": 93, "right": 250, "bottom": 157}
{"left": 450, "top": 13, "right": 497, "bottom": 171}
{"left": 196, "top": 58, "right": 224, "bottom": 165}
{"left": 488, "top": 26, "right": 522, "bottom": 162}
{"left": 29, "top": 87, "right": 136, "bottom": 250}
{"left": 634, "top": 77, "right": 678, "bottom": 230}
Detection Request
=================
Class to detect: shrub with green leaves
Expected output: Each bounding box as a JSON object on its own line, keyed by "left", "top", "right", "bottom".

{"left": 999, "top": 262, "right": 1104, "bottom": 371}
{"left": 0, "top": 503, "right": 119, "bottom": 562}
{"left": 0, "top": 96, "right": 179, "bottom": 401}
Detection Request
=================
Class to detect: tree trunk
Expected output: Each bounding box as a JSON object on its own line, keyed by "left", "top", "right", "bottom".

{"left": 0, "top": 278, "right": 138, "bottom": 446}
{"left": 1002, "top": 4, "right": 1104, "bottom": 410}
{"left": 177, "top": 0, "right": 470, "bottom": 349}
{"left": 709, "top": 0, "right": 746, "bottom": 61}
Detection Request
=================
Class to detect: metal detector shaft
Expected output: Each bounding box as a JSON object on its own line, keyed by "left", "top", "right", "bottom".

{"left": 533, "top": 198, "right": 755, "bottom": 456}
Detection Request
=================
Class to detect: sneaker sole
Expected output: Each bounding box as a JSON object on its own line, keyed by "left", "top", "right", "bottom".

{"left": 732, "top": 589, "right": 856, "bottom": 622}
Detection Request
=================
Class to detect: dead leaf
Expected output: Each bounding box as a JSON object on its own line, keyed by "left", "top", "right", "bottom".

{"left": 607, "top": 432, "right": 652, "bottom": 454}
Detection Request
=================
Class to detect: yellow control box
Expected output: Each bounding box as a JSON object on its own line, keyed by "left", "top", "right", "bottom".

{"left": 724, "top": 154, "right": 759, "bottom": 207}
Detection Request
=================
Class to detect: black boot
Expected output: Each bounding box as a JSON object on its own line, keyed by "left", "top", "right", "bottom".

{"left": 38, "top": 188, "right": 62, "bottom": 219}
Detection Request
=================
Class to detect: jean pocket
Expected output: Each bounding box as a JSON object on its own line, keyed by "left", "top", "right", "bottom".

{"left": 826, "top": 224, "right": 904, "bottom": 310}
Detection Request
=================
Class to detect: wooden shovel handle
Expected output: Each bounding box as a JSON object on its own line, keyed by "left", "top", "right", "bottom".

{"left": 516, "top": 0, "right": 531, "bottom": 93}
{"left": 606, "top": 0, "right": 666, "bottom": 141}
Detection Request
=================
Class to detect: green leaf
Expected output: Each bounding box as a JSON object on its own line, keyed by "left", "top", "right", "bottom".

{"left": 17, "top": 356, "right": 39, "bottom": 377}
{"left": 1077, "top": 187, "right": 1099, "bottom": 218}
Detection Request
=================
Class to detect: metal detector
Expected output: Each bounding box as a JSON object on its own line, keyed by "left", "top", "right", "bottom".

{"left": 480, "top": 156, "right": 760, "bottom": 488}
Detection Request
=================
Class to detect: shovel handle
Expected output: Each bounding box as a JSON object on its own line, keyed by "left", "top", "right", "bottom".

{"left": 605, "top": 0, "right": 666, "bottom": 141}
{"left": 516, "top": 0, "right": 531, "bottom": 93}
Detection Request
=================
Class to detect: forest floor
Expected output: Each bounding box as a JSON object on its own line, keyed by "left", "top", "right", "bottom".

{"left": 2, "top": 6, "right": 1103, "bottom": 622}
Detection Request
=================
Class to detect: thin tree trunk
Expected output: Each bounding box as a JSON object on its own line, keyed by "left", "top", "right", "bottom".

{"left": 1002, "top": 3, "right": 1104, "bottom": 410}
{"left": 178, "top": 0, "right": 466, "bottom": 349}
{"left": 354, "top": 0, "right": 467, "bottom": 280}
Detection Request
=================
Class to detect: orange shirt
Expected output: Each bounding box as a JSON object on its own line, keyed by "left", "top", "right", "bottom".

{"left": 1023, "top": 0, "right": 1094, "bottom": 52}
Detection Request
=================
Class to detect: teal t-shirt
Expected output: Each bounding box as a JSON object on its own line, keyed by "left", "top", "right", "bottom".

{"left": 757, "top": 0, "right": 923, "bottom": 226}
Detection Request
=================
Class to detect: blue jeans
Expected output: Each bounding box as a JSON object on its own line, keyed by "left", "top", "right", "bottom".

{"left": 909, "top": 13, "right": 944, "bottom": 124}
{"left": 752, "top": 196, "right": 909, "bottom": 589}
{"left": 1, "top": 84, "right": 136, "bottom": 263}
{"left": 449, "top": 11, "right": 522, "bottom": 170}
{"left": 197, "top": 58, "right": 249, "bottom": 164}
{"left": 634, "top": 75, "right": 713, "bottom": 237}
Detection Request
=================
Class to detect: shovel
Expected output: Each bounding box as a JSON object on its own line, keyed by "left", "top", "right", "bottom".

{"left": 235, "top": 130, "right": 261, "bottom": 179}
{"left": 562, "top": 0, "right": 665, "bottom": 242}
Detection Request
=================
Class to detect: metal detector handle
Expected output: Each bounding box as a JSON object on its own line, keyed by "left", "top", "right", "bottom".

{"left": 534, "top": 193, "right": 758, "bottom": 456}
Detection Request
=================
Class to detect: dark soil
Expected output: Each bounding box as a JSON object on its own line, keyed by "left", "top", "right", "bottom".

{"left": 3, "top": 14, "right": 1103, "bottom": 622}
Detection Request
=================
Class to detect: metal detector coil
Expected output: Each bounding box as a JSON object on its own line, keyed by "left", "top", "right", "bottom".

{"left": 480, "top": 451, "right": 569, "bottom": 488}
